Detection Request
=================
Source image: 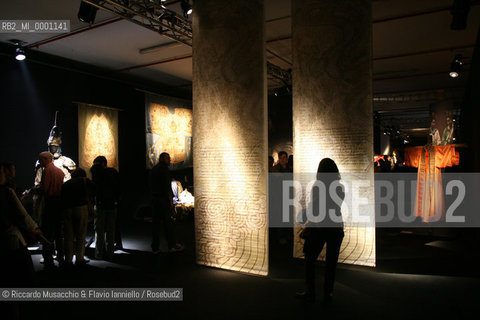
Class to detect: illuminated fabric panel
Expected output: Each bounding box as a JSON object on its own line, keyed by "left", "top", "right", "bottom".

{"left": 145, "top": 101, "right": 193, "bottom": 170}
{"left": 292, "top": 0, "right": 375, "bottom": 266}
{"left": 78, "top": 103, "right": 119, "bottom": 172}
{"left": 193, "top": 0, "right": 268, "bottom": 275}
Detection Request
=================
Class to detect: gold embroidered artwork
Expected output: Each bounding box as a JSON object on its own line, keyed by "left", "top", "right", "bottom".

{"left": 78, "top": 104, "right": 119, "bottom": 172}
{"left": 146, "top": 103, "right": 192, "bottom": 168}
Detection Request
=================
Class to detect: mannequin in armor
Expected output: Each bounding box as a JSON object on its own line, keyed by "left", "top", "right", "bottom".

{"left": 34, "top": 114, "right": 76, "bottom": 186}
{"left": 33, "top": 113, "right": 76, "bottom": 226}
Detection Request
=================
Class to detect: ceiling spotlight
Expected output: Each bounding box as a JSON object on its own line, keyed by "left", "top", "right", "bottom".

{"left": 449, "top": 54, "right": 463, "bottom": 78}
{"left": 273, "top": 85, "right": 292, "bottom": 97}
{"left": 449, "top": 70, "right": 459, "bottom": 78}
{"left": 181, "top": 0, "right": 192, "bottom": 17}
{"left": 78, "top": 1, "right": 98, "bottom": 24}
{"left": 15, "top": 47, "right": 26, "bottom": 61}
{"left": 383, "top": 127, "right": 393, "bottom": 136}
{"left": 450, "top": 0, "right": 470, "bottom": 30}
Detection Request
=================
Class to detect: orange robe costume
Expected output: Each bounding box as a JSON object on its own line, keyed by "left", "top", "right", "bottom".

{"left": 404, "top": 145, "right": 459, "bottom": 222}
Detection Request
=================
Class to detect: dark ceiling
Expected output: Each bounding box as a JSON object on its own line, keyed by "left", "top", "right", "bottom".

{"left": 1, "top": 0, "right": 479, "bottom": 134}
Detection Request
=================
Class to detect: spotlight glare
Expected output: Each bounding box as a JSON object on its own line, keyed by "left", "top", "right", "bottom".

{"left": 449, "top": 54, "right": 463, "bottom": 78}
{"left": 449, "top": 71, "right": 459, "bottom": 78}
{"left": 15, "top": 47, "right": 26, "bottom": 61}
{"left": 181, "top": 0, "right": 192, "bottom": 17}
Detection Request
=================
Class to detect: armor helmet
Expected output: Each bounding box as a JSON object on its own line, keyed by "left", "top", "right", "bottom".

{"left": 47, "top": 111, "right": 62, "bottom": 147}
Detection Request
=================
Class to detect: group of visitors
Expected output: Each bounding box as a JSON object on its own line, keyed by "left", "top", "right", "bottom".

{"left": 0, "top": 152, "right": 120, "bottom": 274}
{"left": 2, "top": 148, "right": 344, "bottom": 304}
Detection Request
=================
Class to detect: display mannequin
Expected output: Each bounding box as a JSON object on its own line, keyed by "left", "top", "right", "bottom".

{"left": 34, "top": 112, "right": 76, "bottom": 186}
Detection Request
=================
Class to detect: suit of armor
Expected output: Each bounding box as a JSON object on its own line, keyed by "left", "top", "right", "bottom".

{"left": 32, "top": 113, "right": 77, "bottom": 261}
{"left": 34, "top": 113, "right": 76, "bottom": 185}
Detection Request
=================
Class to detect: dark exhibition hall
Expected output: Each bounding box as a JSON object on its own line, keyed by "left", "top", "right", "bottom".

{"left": 1, "top": 0, "right": 480, "bottom": 319}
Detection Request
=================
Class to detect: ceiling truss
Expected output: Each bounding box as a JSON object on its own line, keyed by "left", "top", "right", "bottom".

{"left": 83, "top": 0, "right": 292, "bottom": 85}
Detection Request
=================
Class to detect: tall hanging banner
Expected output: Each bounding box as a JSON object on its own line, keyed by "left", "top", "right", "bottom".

{"left": 292, "top": 0, "right": 376, "bottom": 266}
{"left": 193, "top": 0, "right": 268, "bottom": 275}
{"left": 78, "top": 103, "right": 119, "bottom": 172}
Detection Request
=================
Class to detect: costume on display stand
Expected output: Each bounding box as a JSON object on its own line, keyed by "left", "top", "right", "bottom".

{"left": 404, "top": 145, "right": 459, "bottom": 222}
{"left": 33, "top": 112, "right": 76, "bottom": 224}
{"left": 34, "top": 112, "right": 76, "bottom": 185}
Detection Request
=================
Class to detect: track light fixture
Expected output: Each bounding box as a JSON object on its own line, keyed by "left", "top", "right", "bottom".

{"left": 78, "top": 1, "right": 98, "bottom": 24}
{"left": 10, "top": 40, "right": 27, "bottom": 61}
{"left": 181, "top": 0, "right": 192, "bottom": 18}
{"left": 15, "top": 47, "right": 26, "bottom": 61}
{"left": 449, "top": 54, "right": 463, "bottom": 78}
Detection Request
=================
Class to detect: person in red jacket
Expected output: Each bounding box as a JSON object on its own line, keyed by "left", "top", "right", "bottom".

{"left": 38, "top": 151, "right": 65, "bottom": 268}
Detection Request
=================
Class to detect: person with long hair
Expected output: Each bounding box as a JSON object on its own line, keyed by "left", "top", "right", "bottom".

{"left": 297, "top": 158, "right": 344, "bottom": 303}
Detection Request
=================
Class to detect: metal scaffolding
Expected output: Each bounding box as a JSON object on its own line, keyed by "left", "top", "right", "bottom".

{"left": 83, "top": 0, "right": 192, "bottom": 46}
{"left": 83, "top": 0, "right": 291, "bottom": 85}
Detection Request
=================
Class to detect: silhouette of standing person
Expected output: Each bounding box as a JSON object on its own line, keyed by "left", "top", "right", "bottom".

{"left": 38, "top": 151, "right": 65, "bottom": 268}
{"left": 297, "top": 158, "right": 344, "bottom": 303}
{"left": 91, "top": 156, "right": 119, "bottom": 260}
{"left": 61, "top": 168, "right": 93, "bottom": 266}
{"left": 150, "top": 152, "right": 184, "bottom": 253}
{"left": 1, "top": 162, "right": 43, "bottom": 319}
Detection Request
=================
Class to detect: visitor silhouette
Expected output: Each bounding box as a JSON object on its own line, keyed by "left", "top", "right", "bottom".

{"left": 296, "top": 158, "right": 344, "bottom": 303}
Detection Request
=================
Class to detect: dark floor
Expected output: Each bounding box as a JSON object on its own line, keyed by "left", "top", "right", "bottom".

{"left": 10, "top": 214, "right": 480, "bottom": 320}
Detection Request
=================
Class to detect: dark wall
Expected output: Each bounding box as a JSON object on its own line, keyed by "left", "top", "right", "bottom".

{"left": 268, "top": 93, "right": 293, "bottom": 157}
{"left": 460, "top": 25, "right": 480, "bottom": 172}
{"left": 0, "top": 45, "right": 189, "bottom": 216}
